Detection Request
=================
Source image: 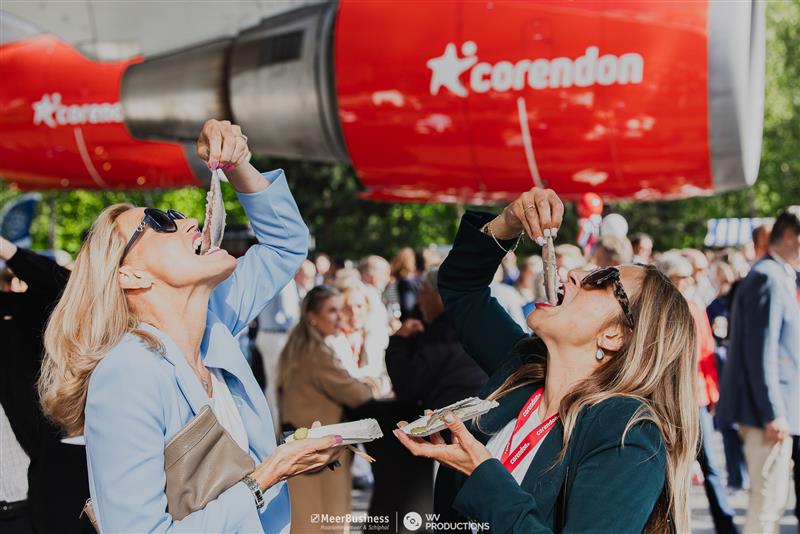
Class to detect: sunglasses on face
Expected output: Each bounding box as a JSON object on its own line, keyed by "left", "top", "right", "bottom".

{"left": 580, "top": 266, "right": 635, "bottom": 328}
{"left": 121, "top": 208, "right": 186, "bottom": 261}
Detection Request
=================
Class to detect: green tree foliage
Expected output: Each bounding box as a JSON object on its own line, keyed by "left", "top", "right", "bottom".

{"left": 1, "top": 0, "right": 798, "bottom": 258}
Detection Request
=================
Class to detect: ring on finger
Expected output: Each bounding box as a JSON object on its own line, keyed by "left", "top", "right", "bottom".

{"left": 524, "top": 204, "right": 536, "bottom": 212}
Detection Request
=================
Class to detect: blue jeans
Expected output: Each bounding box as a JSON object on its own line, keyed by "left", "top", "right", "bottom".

{"left": 719, "top": 426, "right": 748, "bottom": 489}
{"left": 698, "top": 406, "right": 738, "bottom": 534}
{"left": 713, "top": 348, "right": 748, "bottom": 490}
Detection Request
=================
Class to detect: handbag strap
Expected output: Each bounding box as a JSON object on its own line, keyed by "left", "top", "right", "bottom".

{"left": 80, "top": 499, "right": 100, "bottom": 533}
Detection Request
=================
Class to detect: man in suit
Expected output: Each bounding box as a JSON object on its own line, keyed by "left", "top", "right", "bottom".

{"left": 717, "top": 207, "right": 800, "bottom": 533}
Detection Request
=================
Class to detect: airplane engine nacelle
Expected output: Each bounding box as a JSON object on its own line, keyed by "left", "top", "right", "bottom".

{"left": 2, "top": 1, "right": 763, "bottom": 201}
{"left": 122, "top": 3, "right": 348, "bottom": 164}
{"left": 120, "top": 0, "right": 765, "bottom": 203}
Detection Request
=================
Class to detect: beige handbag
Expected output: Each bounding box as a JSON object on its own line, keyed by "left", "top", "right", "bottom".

{"left": 81, "top": 405, "right": 255, "bottom": 532}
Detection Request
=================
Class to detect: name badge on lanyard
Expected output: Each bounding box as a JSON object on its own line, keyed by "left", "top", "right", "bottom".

{"left": 500, "top": 388, "right": 559, "bottom": 472}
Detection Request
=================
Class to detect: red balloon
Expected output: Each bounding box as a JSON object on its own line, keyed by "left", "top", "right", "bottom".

{"left": 578, "top": 193, "right": 604, "bottom": 218}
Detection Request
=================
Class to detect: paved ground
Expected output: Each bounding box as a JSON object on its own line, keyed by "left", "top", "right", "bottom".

{"left": 690, "top": 431, "right": 796, "bottom": 533}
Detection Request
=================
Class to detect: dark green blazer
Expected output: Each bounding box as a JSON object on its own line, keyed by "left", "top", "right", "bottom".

{"left": 433, "top": 212, "right": 667, "bottom": 533}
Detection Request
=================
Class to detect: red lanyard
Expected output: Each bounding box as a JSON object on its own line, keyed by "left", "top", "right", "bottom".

{"left": 500, "top": 388, "right": 559, "bottom": 472}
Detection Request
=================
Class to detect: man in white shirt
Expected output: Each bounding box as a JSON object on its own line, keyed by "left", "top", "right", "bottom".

{"left": 0, "top": 404, "right": 32, "bottom": 533}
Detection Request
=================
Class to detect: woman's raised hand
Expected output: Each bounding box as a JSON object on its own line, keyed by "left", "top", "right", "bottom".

{"left": 491, "top": 187, "right": 565, "bottom": 245}
{"left": 196, "top": 119, "right": 251, "bottom": 171}
{"left": 252, "top": 421, "right": 344, "bottom": 490}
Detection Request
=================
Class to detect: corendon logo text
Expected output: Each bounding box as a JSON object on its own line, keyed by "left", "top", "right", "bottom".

{"left": 33, "top": 92, "right": 124, "bottom": 128}
{"left": 509, "top": 442, "right": 530, "bottom": 466}
{"left": 427, "top": 42, "right": 644, "bottom": 98}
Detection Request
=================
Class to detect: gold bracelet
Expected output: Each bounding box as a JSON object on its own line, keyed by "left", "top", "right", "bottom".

{"left": 481, "top": 220, "right": 523, "bottom": 254}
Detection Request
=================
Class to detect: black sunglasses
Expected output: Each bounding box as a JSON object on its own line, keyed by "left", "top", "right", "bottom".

{"left": 121, "top": 208, "right": 186, "bottom": 261}
{"left": 581, "top": 267, "right": 635, "bottom": 328}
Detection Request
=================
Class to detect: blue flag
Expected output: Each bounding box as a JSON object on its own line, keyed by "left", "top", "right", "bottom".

{"left": 0, "top": 193, "right": 42, "bottom": 248}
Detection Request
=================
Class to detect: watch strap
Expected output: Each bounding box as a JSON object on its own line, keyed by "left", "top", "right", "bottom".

{"left": 241, "top": 474, "right": 265, "bottom": 510}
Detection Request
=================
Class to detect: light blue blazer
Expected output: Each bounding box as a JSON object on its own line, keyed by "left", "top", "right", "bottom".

{"left": 717, "top": 255, "right": 800, "bottom": 435}
{"left": 84, "top": 170, "right": 308, "bottom": 533}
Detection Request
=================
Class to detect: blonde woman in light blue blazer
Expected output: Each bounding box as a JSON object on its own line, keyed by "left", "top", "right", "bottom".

{"left": 39, "top": 120, "right": 344, "bottom": 533}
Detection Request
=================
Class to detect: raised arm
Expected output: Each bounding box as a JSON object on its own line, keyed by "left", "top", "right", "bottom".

{"left": 438, "top": 212, "right": 526, "bottom": 376}
{"left": 208, "top": 169, "right": 308, "bottom": 336}
{"left": 1, "top": 237, "right": 69, "bottom": 300}
{"left": 438, "top": 187, "right": 563, "bottom": 377}
{"left": 196, "top": 120, "right": 309, "bottom": 336}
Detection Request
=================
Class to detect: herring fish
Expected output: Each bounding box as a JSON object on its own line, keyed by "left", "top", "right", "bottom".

{"left": 200, "top": 168, "right": 226, "bottom": 254}
{"left": 400, "top": 397, "right": 499, "bottom": 437}
{"left": 543, "top": 235, "right": 558, "bottom": 305}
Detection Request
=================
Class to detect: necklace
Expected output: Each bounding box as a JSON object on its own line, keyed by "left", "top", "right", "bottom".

{"left": 198, "top": 369, "right": 213, "bottom": 397}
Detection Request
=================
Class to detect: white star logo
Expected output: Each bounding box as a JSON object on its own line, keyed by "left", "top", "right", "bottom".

{"left": 426, "top": 42, "right": 478, "bottom": 98}
{"left": 32, "top": 92, "right": 60, "bottom": 128}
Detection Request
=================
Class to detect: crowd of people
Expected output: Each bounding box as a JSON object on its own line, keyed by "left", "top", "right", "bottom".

{"left": 0, "top": 120, "right": 797, "bottom": 534}
{"left": 244, "top": 215, "right": 800, "bottom": 533}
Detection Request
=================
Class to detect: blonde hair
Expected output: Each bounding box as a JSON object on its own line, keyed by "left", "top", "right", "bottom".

{"left": 278, "top": 285, "right": 340, "bottom": 390}
{"left": 38, "top": 203, "right": 162, "bottom": 437}
{"left": 391, "top": 247, "right": 417, "bottom": 279}
{"left": 483, "top": 265, "right": 698, "bottom": 533}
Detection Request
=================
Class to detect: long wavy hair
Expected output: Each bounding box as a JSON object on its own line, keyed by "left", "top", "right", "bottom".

{"left": 38, "top": 203, "right": 162, "bottom": 437}
{"left": 277, "top": 285, "right": 340, "bottom": 390}
{"left": 483, "top": 265, "right": 698, "bottom": 533}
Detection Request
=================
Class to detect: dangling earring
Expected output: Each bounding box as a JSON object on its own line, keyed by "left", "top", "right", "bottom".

{"left": 595, "top": 348, "right": 605, "bottom": 361}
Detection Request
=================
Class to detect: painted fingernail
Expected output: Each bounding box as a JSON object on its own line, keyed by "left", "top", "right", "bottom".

{"left": 222, "top": 163, "right": 233, "bottom": 171}
{"left": 552, "top": 228, "right": 558, "bottom": 239}
{"left": 209, "top": 159, "right": 219, "bottom": 170}
{"left": 444, "top": 413, "right": 455, "bottom": 423}
{"left": 543, "top": 228, "right": 552, "bottom": 238}
{"left": 536, "top": 237, "right": 546, "bottom": 246}
{"left": 334, "top": 435, "right": 343, "bottom": 445}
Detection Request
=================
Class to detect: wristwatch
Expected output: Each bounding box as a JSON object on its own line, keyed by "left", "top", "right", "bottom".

{"left": 241, "top": 474, "right": 265, "bottom": 510}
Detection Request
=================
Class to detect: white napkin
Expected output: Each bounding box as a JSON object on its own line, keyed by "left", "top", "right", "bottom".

{"left": 285, "top": 418, "right": 383, "bottom": 446}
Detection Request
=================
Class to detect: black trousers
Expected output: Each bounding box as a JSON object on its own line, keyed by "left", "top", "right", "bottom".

{"left": 0, "top": 501, "right": 33, "bottom": 534}
{"left": 697, "top": 406, "right": 738, "bottom": 534}
{"left": 793, "top": 435, "right": 800, "bottom": 527}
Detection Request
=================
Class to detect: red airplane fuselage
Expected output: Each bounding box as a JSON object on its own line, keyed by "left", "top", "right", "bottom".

{"left": 0, "top": 0, "right": 763, "bottom": 202}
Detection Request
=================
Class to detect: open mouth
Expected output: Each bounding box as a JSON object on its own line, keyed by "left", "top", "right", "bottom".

{"left": 535, "top": 282, "right": 565, "bottom": 309}
{"left": 195, "top": 242, "right": 222, "bottom": 255}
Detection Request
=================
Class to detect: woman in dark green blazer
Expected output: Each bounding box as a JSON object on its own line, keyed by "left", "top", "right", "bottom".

{"left": 394, "top": 187, "right": 699, "bottom": 533}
